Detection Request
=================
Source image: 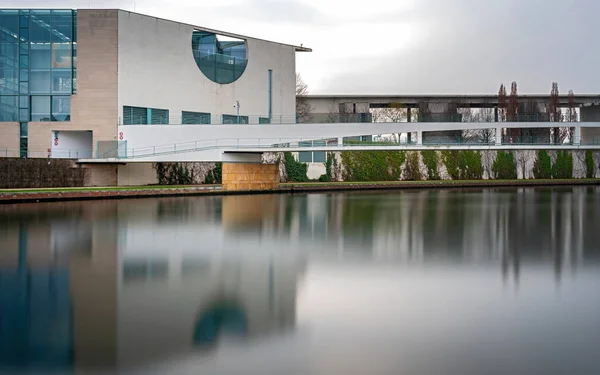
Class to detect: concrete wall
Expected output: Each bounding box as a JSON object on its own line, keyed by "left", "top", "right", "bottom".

{"left": 117, "top": 163, "right": 158, "bottom": 186}
{"left": 117, "top": 11, "right": 296, "bottom": 124}
{"left": 222, "top": 163, "right": 279, "bottom": 191}
{"left": 51, "top": 131, "right": 93, "bottom": 159}
{"left": 28, "top": 10, "right": 120, "bottom": 157}
{"left": 84, "top": 164, "right": 118, "bottom": 186}
{"left": 0, "top": 122, "right": 20, "bottom": 157}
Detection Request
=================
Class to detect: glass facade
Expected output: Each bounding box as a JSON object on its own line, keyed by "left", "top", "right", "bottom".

{"left": 0, "top": 9, "right": 76, "bottom": 126}
{"left": 192, "top": 30, "right": 247, "bottom": 84}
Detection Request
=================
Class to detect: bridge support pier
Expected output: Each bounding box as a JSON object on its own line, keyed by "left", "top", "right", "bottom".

{"left": 574, "top": 125, "right": 581, "bottom": 145}
{"left": 222, "top": 153, "right": 279, "bottom": 191}
{"left": 416, "top": 130, "right": 423, "bottom": 145}
{"left": 496, "top": 127, "right": 502, "bottom": 145}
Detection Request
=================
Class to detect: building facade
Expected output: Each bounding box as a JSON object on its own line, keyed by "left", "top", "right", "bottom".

{"left": 0, "top": 9, "right": 307, "bottom": 159}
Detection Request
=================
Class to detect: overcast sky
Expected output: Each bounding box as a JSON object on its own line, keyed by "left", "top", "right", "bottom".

{"left": 11, "top": 0, "right": 600, "bottom": 94}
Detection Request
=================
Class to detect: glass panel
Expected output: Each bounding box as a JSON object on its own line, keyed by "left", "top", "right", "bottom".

{"left": 20, "top": 43, "right": 28, "bottom": 55}
{"left": 19, "top": 54, "right": 29, "bottom": 68}
{"left": 259, "top": 117, "right": 270, "bottom": 124}
{"left": 30, "top": 43, "right": 51, "bottom": 69}
{"left": 52, "top": 43, "right": 72, "bottom": 68}
{"left": 19, "top": 14, "right": 29, "bottom": 27}
{"left": 52, "top": 70, "right": 71, "bottom": 93}
{"left": 313, "top": 152, "right": 326, "bottom": 163}
{"left": 19, "top": 81, "right": 28, "bottom": 94}
{"left": 0, "top": 95, "right": 18, "bottom": 121}
{"left": 19, "top": 69, "right": 28, "bottom": 81}
{"left": 31, "top": 95, "right": 51, "bottom": 121}
{"left": 0, "top": 43, "right": 19, "bottom": 67}
{"left": 150, "top": 108, "right": 169, "bottom": 124}
{"left": 30, "top": 10, "right": 52, "bottom": 43}
{"left": 0, "top": 12, "right": 19, "bottom": 41}
{"left": 20, "top": 122, "right": 28, "bottom": 137}
{"left": 52, "top": 96, "right": 70, "bottom": 121}
{"left": 29, "top": 69, "right": 51, "bottom": 93}
{"left": 19, "top": 28, "right": 29, "bottom": 42}
{"left": 72, "top": 69, "right": 76, "bottom": 92}
{"left": 123, "top": 106, "right": 148, "bottom": 125}
{"left": 19, "top": 96, "right": 29, "bottom": 108}
{"left": 72, "top": 43, "right": 77, "bottom": 68}
{"left": 20, "top": 138, "right": 28, "bottom": 158}
{"left": 298, "top": 152, "right": 312, "bottom": 163}
{"left": 182, "top": 111, "right": 211, "bottom": 124}
{"left": 0, "top": 68, "right": 18, "bottom": 94}
{"left": 191, "top": 30, "right": 248, "bottom": 84}
{"left": 19, "top": 108, "right": 29, "bottom": 122}
{"left": 51, "top": 10, "right": 73, "bottom": 42}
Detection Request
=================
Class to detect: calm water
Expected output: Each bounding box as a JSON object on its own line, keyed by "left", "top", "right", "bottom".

{"left": 1, "top": 187, "right": 600, "bottom": 375}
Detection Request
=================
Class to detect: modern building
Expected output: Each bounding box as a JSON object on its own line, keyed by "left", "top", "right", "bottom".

{"left": 0, "top": 8, "right": 310, "bottom": 159}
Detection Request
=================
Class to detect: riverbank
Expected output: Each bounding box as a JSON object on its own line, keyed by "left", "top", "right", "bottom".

{"left": 1, "top": 179, "right": 599, "bottom": 204}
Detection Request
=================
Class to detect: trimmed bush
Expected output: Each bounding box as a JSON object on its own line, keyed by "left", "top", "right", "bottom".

{"left": 341, "top": 151, "right": 405, "bottom": 182}
{"left": 204, "top": 163, "right": 222, "bottom": 184}
{"left": 492, "top": 151, "right": 517, "bottom": 179}
{"left": 552, "top": 151, "right": 573, "bottom": 179}
{"left": 533, "top": 150, "right": 552, "bottom": 179}
{"left": 441, "top": 151, "right": 482, "bottom": 180}
{"left": 421, "top": 150, "right": 440, "bottom": 180}
{"left": 585, "top": 151, "right": 594, "bottom": 178}
{"left": 404, "top": 151, "right": 422, "bottom": 181}
{"left": 283, "top": 152, "right": 309, "bottom": 182}
{"left": 154, "top": 162, "right": 193, "bottom": 185}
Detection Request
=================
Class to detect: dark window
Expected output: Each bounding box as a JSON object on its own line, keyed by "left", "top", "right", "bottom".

{"left": 222, "top": 114, "right": 248, "bottom": 124}
{"left": 182, "top": 111, "right": 211, "bottom": 124}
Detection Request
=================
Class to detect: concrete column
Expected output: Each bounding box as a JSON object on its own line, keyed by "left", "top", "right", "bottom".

{"left": 574, "top": 125, "right": 581, "bottom": 145}
{"left": 417, "top": 130, "right": 423, "bottom": 145}
{"left": 406, "top": 108, "right": 412, "bottom": 144}
{"left": 338, "top": 137, "right": 343, "bottom": 146}
{"left": 496, "top": 127, "right": 502, "bottom": 145}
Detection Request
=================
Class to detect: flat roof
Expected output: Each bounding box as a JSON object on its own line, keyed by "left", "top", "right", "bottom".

{"left": 116, "top": 9, "right": 312, "bottom": 52}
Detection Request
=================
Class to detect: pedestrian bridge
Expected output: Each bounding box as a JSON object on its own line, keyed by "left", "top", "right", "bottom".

{"left": 80, "top": 121, "right": 600, "bottom": 163}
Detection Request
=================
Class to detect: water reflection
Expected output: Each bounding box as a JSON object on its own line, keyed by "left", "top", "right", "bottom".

{"left": 0, "top": 187, "right": 599, "bottom": 373}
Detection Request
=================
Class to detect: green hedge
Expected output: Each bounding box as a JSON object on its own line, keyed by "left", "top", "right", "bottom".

{"left": 441, "top": 151, "right": 483, "bottom": 180}
{"left": 154, "top": 162, "right": 193, "bottom": 185}
{"left": 341, "top": 151, "right": 406, "bottom": 181}
{"left": 533, "top": 150, "right": 552, "bottom": 179}
{"left": 204, "top": 163, "right": 222, "bottom": 184}
{"left": 552, "top": 151, "right": 573, "bottom": 179}
{"left": 492, "top": 151, "right": 517, "bottom": 179}
{"left": 421, "top": 150, "right": 440, "bottom": 180}
{"left": 586, "top": 151, "right": 595, "bottom": 178}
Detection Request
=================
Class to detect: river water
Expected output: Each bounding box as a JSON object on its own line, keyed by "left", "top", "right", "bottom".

{"left": 1, "top": 187, "right": 600, "bottom": 375}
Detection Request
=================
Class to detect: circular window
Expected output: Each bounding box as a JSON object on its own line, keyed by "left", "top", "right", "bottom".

{"left": 192, "top": 30, "right": 248, "bottom": 84}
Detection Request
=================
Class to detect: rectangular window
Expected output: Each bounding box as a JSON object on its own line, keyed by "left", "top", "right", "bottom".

{"left": 150, "top": 108, "right": 169, "bottom": 124}
{"left": 182, "top": 111, "right": 211, "bottom": 124}
{"left": 29, "top": 69, "right": 51, "bottom": 93}
{"left": 51, "top": 70, "right": 72, "bottom": 93}
{"left": 298, "top": 152, "right": 312, "bottom": 163}
{"left": 31, "top": 95, "right": 50, "bottom": 121}
{"left": 19, "top": 137, "right": 27, "bottom": 158}
{"left": 313, "top": 152, "right": 326, "bottom": 163}
{"left": 51, "top": 96, "right": 70, "bottom": 121}
{"left": 222, "top": 114, "right": 249, "bottom": 124}
{"left": 123, "top": 106, "right": 148, "bottom": 125}
{"left": 259, "top": 117, "right": 270, "bottom": 124}
{"left": 30, "top": 43, "right": 51, "bottom": 69}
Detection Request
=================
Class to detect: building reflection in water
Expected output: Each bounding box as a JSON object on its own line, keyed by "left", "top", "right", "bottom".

{"left": 0, "top": 186, "right": 599, "bottom": 372}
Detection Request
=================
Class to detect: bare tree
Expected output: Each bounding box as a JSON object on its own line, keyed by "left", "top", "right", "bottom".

{"left": 548, "top": 82, "right": 562, "bottom": 143}
{"left": 508, "top": 81, "right": 520, "bottom": 140}
{"left": 498, "top": 84, "right": 507, "bottom": 123}
{"left": 375, "top": 107, "right": 406, "bottom": 142}
{"left": 460, "top": 108, "right": 496, "bottom": 143}
{"left": 296, "top": 73, "right": 312, "bottom": 123}
{"left": 561, "top": 90, "right": 577, "bottom": 143}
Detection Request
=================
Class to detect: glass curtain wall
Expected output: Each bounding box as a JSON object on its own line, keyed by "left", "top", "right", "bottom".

{"left": 0, "top": 9, "right": 76, "bottom": 124}
{"left": 191, "top": 30, "right": 247, "bottom": 84}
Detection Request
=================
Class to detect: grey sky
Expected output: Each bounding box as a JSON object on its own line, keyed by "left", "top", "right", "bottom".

{"left": 9, "top": 0, "right": 600, "bottom": 94}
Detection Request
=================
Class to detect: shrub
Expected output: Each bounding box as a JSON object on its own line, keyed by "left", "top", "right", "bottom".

{"left": 341, "top": 151, "right": 405, "bottom": 182}
{"left": 492, "top": 151, "right": 517, "bottom": 179}
{"left": 533, "top": 150, "right": 552, "bottom": 179}
{"left": 283, "top": 152, "right": 309, "bottom": 182}
{"left": 585, "top": 151, "right": 595, "bottom": 178}
{"left": 154, "top": 162, "right": 194, "bottom": 185}
{"left": 404, "top": 151, "right": 422, "bottom": 181}
{"left": 421, "top": 150, "right": 440, "bottom": 180}
{"left": 441, "top": 150, "right": 482, "bottom": 180}
{"left": 552, "top": 151, "right": 573, "bottom": 179}
{"left": 204, "top": 163, "right": 222, "bottom": 184}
